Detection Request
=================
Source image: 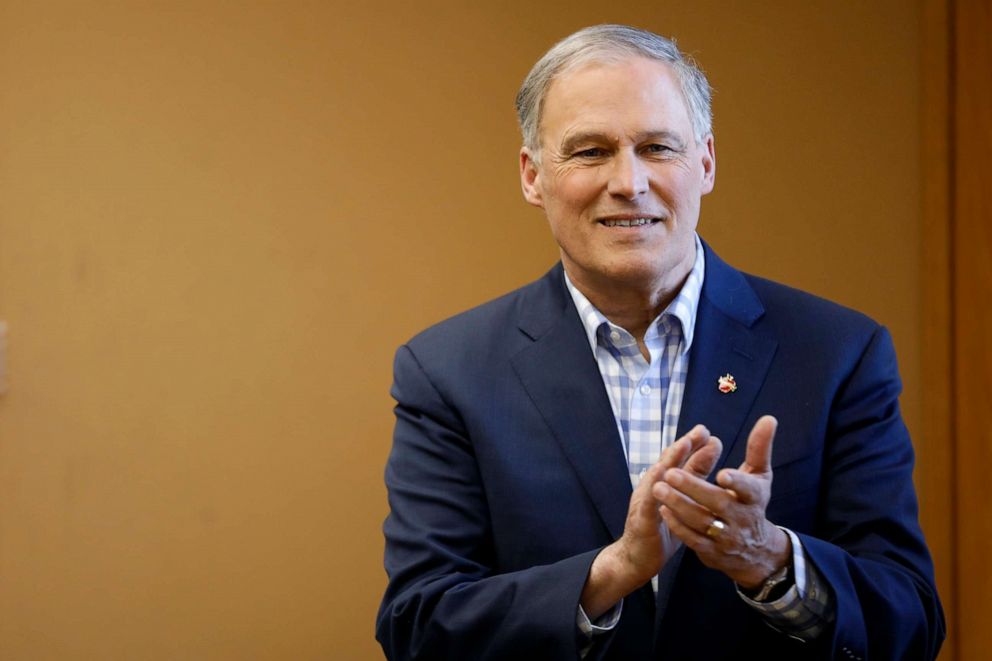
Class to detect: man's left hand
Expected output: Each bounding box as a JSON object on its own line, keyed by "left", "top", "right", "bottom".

{"left": 651, "top": 415, "right": 791, "bottom": 589}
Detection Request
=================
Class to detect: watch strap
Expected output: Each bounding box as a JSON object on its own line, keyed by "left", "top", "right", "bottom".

{"left": 750, "top": 563, "right": 791, "bottom": 602}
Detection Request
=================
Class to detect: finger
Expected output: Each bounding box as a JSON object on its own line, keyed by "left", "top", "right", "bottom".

{"left": 658, "top": 425, "right": 710, "bottom": 471}
{"left": 659, "top": 504, "right": 714, "bottom": 552}
{"left": 653, "top": 480, "right": 720, "bottom": 535}
{"left": 663, "top": 468, "right": 733, "bottom": 517}
{"left": 741, "top": 415, "right": 777, "bottom": 475}
{"left": 677, "top": 424, "right": 712, "bottom": 461}
{"left": 716, "top": 469, "right": 766, "bottom": 506}
{"left": 683, "top": 436, "right": 723, "bottom": 480}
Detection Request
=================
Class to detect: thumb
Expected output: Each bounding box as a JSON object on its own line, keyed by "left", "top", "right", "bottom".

{"left": 741, "top": 415, "right": 777, "bottom": 475}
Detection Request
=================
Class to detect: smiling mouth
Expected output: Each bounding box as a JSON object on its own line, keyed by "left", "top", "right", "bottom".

{"left": 599, "top": 217, "right": 661, "bottom": 227}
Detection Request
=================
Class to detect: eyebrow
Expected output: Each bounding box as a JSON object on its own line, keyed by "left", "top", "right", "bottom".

{"left": 559, "top": 129, "right": 687, "bottom": 154}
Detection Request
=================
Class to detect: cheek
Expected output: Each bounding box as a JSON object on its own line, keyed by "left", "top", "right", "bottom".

{"left": 656, "top": 174, "right": 702, "bottom": 208}
{"left": 553, "top": 172, "right": 601, "bottom": 207}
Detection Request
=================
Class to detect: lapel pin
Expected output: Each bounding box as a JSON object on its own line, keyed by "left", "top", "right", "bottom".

{"left": 717, "top": 373, "right": 737, "bottom": 394}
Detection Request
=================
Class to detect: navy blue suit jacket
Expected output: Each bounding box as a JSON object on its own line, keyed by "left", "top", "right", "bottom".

{"left": 377, "top": 243, "right": 944, "bottom": 660}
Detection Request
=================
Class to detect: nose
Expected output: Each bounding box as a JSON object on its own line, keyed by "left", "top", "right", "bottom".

{"left": 606, "top": 150, "right": 649, "bottom": 200}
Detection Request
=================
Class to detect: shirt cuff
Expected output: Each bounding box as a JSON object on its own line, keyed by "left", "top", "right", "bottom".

{"left": 577, "top": 600, "right": 623, "bottom": 637}
{"left": 577, "top": 600, "right": 623, "bottom": 659}
{"left": 736, "top": 527, "right": 835, "bottom": 642}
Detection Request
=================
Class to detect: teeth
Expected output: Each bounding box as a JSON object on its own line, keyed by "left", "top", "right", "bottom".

{"left": 603, "top": 218, "right": 654, "bottom": 227}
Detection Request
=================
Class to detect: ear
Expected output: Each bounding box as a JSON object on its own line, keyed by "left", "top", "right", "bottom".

{"left": 699, "top": 134, "right": 716, "bottom": 195}
{"left": 519, "top": 147, "right": 544, "bottom": 208}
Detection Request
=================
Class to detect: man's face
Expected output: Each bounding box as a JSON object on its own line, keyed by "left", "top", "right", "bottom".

{"left": 520, "top": 56, "right": 715, "bottom": 294}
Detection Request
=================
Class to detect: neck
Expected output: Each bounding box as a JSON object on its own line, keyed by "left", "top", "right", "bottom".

{"left": 565, "top": 254, "right": 695, "bottom": 343}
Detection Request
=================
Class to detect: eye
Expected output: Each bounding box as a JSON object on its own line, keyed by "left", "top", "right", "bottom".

{"left": 573, "top": 147, "right": 606, "bottom": 159}
{"left": 644, "top": 143, "right": 673, "bottom": 155}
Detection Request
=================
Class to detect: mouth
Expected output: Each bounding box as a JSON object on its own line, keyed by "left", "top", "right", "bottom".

{"left": 598, "top": 217, "right": 662, "bottom": 228}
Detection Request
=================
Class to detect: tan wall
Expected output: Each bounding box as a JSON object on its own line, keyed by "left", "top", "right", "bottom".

{"left": 0, "top": 1, "right": 928, "bottom": 659}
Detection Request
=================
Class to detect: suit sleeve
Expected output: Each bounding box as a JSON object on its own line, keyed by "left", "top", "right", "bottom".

{"left": 375, "top": 345, "right": 601, "bottom": 661}
{"left": 801, "top": 326, "right": 945, "bottom": 659}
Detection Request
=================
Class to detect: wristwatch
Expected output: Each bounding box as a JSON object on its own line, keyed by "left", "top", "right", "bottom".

{"left": 749, "top": 563, "right": 791, "bottom": 602}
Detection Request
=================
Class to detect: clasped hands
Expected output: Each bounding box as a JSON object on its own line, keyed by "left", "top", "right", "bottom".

{"left": 581, "top": 416, "right": 790, "bottom": 619}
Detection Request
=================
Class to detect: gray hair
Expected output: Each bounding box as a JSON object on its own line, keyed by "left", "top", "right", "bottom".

{"left": 515, "top": 24, "right": 713, "bottom": 155}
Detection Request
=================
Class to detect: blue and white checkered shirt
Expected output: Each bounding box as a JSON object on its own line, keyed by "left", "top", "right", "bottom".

{"left": 566, "top": 241, "right": 702, "bottom": 490}
{"left": 566, "top": 235, "right": 833, "bottom": 646}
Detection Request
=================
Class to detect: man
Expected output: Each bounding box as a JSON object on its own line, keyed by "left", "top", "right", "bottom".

{"left": 377, "top": 25, "right": 944, "bottom": 660}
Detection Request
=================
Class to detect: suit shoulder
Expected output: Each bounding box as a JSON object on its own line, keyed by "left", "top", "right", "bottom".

{"left": 744, "top": 273, "right": 883, "bottom": 344}
{"left": 401, "top": 268, "right": 558, "bottom": 362}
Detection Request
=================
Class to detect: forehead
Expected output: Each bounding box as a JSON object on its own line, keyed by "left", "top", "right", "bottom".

{"left": 540, "top": 56, "right": 693, "bottom": 141}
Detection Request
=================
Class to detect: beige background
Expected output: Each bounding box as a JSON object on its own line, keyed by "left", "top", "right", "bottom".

{"left": 0, "top": 1, "right": 932, "bottom": 659}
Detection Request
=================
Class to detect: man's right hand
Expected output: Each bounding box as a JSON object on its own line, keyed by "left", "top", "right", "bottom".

{"left": 579, "top": 425, "right": 722, "bottom": 619}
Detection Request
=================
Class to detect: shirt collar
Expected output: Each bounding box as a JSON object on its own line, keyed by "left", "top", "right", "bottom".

{"left": 563, "top": 233, "right": 706, "bottom": 355}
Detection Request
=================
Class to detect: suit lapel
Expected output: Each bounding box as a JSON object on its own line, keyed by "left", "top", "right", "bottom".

{"left": 510, "top": 266, "right": 633, "bottom": 541}
{"left": 676, "top": 301, "right": 778, "bottom": 472}
{"left": 677, "top": 243, "right": 778, "bottom": 473}
{"left": 656, "top": 243, "right": 779, "bottom": 626}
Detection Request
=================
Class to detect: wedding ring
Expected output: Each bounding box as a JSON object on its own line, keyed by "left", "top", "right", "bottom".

{"left": 705, "top": 518, "right": 727, "bottom": 538}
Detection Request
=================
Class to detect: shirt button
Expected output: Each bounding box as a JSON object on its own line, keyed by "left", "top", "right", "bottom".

{"left": 639, "top": 384, "right": 651, "bottom": 395}
{"left": 609, "top": 330, "right": 621, "bottom": 342}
